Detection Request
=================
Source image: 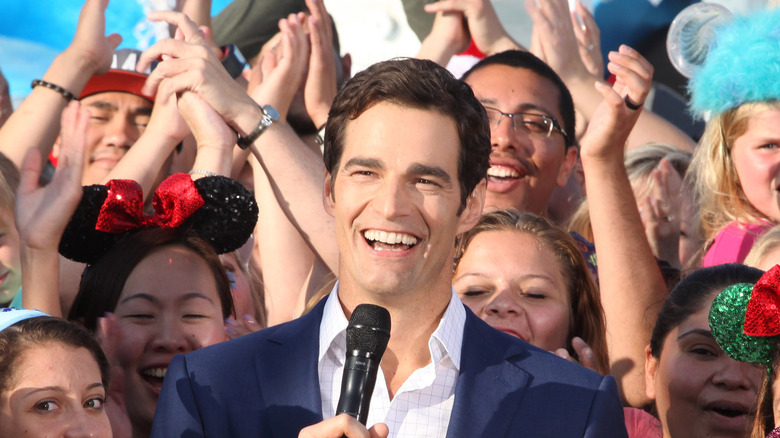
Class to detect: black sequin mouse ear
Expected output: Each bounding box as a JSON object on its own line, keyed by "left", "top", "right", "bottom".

{"left": 59, "top": 173, "right": 258, "bottom": 264}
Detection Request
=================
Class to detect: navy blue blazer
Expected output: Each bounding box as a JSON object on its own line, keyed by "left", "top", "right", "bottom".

{"left": 151, "top": 299, "right": 628, "bottom": 437}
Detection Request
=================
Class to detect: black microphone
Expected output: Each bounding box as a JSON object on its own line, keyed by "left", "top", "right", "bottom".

{"left": 336, "top": 304, "right": 391, "bottom": 425}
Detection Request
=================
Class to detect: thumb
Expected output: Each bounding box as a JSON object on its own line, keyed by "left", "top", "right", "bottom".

{"left": 18, "top": 148, "right": 42, "bottom": 196}
{"left": 369, "top": 423, "right": 390, "bottom": 438}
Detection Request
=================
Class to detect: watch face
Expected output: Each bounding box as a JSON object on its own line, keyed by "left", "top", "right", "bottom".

{"left": 263, "top": 105, "right": 280, "bottom": 121}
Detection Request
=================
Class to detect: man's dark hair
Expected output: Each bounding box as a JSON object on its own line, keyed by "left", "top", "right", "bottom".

{"left": 461, "top": 50, "right": 576, "bottom": 148}
{"left": 323, "top": 58, "right": 490, "bottom": 213}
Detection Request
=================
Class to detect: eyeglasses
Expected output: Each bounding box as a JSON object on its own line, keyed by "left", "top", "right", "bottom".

{"left": 483, "top": 106, "right": 568, "bottom": 140}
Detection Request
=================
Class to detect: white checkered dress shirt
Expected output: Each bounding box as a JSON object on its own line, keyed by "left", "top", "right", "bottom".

{"left": 318, "top": 284, "right": 465, "bottom": 437}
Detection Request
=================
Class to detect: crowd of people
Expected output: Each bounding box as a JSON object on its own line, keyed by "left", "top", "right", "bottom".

{"left": 1, "top": 0, "right": 780, "bottom": 437}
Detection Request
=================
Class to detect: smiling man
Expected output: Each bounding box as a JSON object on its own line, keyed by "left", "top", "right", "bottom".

{"left": 462, "top": 50, "right": 578, "bottom": 217}
{"left": 151, "top": 57, "right": 627, "bottom": 437}
{"left": 55, "top": 48, "right": 155, "bottom": 186}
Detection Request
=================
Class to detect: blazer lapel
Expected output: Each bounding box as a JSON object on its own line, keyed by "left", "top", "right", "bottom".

{"left": 447, "top": 309, "right": 531, "bottom": 438}
{"left": 255, "top": 299, "right": 327, "bottom": 437}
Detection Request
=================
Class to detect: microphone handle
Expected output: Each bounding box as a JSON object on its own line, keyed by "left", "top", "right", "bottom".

{"left": 335, "top": 350, "right": 381, "bottom": 425}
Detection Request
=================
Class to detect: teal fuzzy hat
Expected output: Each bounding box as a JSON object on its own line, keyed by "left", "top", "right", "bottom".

{"left": 689, "top": 8, "right": 780, "bottom": 117}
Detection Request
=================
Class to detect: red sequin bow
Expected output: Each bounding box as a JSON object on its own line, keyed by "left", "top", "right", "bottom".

{"left": 744, "top": 264, "right": 780, "bottom": 336}
{"left": 95, "top": 173, "right": 205, "bottom": 233}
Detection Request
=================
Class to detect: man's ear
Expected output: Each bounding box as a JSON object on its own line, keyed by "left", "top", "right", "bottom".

{"left": 556, "top": 146, "right": 578, "bottom": 187}
{"left": 323, "top": 172, "right": 335, "bottom": 216}
{"left": 644, "top": 344, "right": 658, "bottom": 401}
{"left": 457, "top": 179, "right": 486, "bottom": 235}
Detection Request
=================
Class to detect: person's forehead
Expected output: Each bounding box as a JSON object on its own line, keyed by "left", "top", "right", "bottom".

{"left": 340, "top": 102, "right": 460, "bottom": 161}
{"left": 466, "top": 65, "right": 563, "bottom": 119}
{"left": 81, "top": 91, "right": 153, "bottom": 111}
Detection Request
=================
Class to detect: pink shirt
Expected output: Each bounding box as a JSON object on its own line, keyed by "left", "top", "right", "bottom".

{"left": 702, "top": 221, "right": 772, "bottom": 267}
{"left": 624, "top": 407, "right": 662, "bottom": 438}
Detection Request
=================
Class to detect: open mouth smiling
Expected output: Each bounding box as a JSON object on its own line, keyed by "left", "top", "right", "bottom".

{"left": 363, "top": 229, "right": 419, "bottom": 251}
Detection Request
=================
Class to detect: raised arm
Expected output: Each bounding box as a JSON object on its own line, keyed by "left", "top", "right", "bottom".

{"left": 527, "top": 0, "right": 696, "bottom": 152}
{"left": 0, "top": 0, "right": 120, "bottom": 168}
{"left": 417, "top": 0, "right": 521, "bottom": 66}
{"left": 0, "top": 67, "right": 13, "bottom": 129}
{"left": 579, "top": 45, "right": 668, "bottom": 407}
{"left": 141, "top": 8, "right": 339, "bottom": 272}
{"left": 16, "top": 101, "right": 87, "bottom": 316}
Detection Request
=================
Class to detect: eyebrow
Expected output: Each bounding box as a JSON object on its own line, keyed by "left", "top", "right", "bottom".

{"left": 478, "top": 99, "right": 557, "bottom": 118}
{"left": 454, "top": 272, "right": 556, "bottom": 284}
{"left": 86, "top": 100, "right": 153, "bottom": 117}
{"left": 677, "top": 328, "right": 714, "bottom": 341}
{"left": 21, "top": 382, "right": 104, "bottom": 399}
{"left": 408, "top": 163, "right": 452, "bottom": 186}
{"left": 119, "top": 292, "right": 215, "bottom": 305}
{"left": 343, "top": 157, "right": 383, "bottom": 171}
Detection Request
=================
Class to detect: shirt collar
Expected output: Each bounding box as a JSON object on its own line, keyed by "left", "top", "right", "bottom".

{"left": 319, "top": 281, "right": 348, "bottom": 364}
{"left": 318, "top": 284, "right": 466, "bottom": 370}
{"left": 430, "top": 288, "right": 465, "bottom": 371}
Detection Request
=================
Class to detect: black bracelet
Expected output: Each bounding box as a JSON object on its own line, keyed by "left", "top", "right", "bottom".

{"left": 31, "top": 79, "right": 77, "bottom": 102}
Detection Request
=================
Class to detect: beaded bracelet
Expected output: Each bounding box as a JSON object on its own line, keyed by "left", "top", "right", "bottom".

{"left": 31, "top": 79, "right": 77, "bottom": 102}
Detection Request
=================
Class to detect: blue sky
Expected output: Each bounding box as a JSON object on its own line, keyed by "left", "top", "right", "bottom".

{"left": 0, "top": 0, "right": 230, "bottom": 104}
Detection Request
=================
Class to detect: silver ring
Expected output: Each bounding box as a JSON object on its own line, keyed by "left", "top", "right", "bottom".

{"left": 662, "top": 215, "right": 674, "bottom": 222}
{"left": 586, "top": 44, "right": 594, "bottom": 51}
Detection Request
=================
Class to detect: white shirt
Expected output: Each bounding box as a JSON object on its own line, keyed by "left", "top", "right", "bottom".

{"left": 318, "top": 284, "right": 465, "bottom": 438}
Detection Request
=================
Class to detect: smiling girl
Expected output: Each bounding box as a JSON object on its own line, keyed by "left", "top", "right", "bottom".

{"left": 688, "top": 9, "right": 780, "bottom": 266}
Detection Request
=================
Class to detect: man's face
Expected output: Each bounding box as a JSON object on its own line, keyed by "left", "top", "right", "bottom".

{"left": 465, "top": 65, "right": 575, "bottom": 215}
{"left": 324, "top": 102, "right": 483, "bottom": 302}
{"left": 77, "top": 92, "right": 153, "bottom": 185}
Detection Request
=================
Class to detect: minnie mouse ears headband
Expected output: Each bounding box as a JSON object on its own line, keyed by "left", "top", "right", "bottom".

{"left": 709, "top": 265, "right": 780, "bottom": 367}
{"left": 59, "top": 173, "right": 258, "bottom": 264}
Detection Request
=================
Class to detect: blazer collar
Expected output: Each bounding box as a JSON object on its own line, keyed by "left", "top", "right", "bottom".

{"left": 256, "top": 298, "right": 328, "bottom": 437}
{"left": 447, "top": 307, "right": 532, "bottom": 438}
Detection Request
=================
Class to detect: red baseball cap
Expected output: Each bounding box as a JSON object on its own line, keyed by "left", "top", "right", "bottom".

{"left": 79, "top": 48, "right": 156, "bottom": 102}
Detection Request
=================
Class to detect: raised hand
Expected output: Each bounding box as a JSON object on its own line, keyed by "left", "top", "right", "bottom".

{"left": 16, "top": 100, "right": 87, "bottom": 315}
{"left": 303, "top": 0, "right": 340, "bottom": 128}
{"left": 554, "top": 336, "right": 600, "bottom": 373}
{"left": 580, "top": 45, "right": 652, "bottom": 160}
{"left": 571, "top": 0, "right": 603, "bottom": 79}
{"left": 248, "top": 13, "right": 310, "bottom": 120}
{"left": 526, "top": 0, "right": 591, "bottom": 82}
{"left": 16, "top": 101, "right": 86, "bottom": 253}
{"left": 424, "top": 0, "right": 520, "bottom": 55}
{"left": 66, "top": 0, "right": 123, "bottom": 76}
{"left": 416, "top": 9, "right": 470, "bottom": 65}
{"left": 639, "top": 158, "right": 682, "bottom": 268}
{"left": 96, "top": 313, "right": 132, "bottom": 438}
{"left": 139, "top": 11, "right": 261, "bottom": 134}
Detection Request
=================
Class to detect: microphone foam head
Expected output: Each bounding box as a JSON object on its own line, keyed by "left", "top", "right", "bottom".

{"left": 346, "top": 304, "right": 391, "bottom": 356}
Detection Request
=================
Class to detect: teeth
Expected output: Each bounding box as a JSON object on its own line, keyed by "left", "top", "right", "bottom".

{"left": 364, "top": 230, "right": 418, "bottom": 246}
{"left": 142, "top": 368, "right": 167, "bottom": 379}
{"left": 487, "top": 166, "right": 520, "bottom": 178}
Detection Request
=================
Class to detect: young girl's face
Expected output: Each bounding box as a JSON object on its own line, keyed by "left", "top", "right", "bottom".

{"left": 0, "top": 343, "right": 111, "bottom": 438}
{"left": 731, "top": 108, "right": 780, "bottom": 223}
{"left": 113, "top": 245, "right": 226, "bottom": 434}
{"left": 454, "top": 230, "right": 571, "bottom": 352}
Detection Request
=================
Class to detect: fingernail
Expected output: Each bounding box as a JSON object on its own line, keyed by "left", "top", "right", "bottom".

{"left": 225, "top": 317, "right": 235, "bottom": 325}
{"left": 243, "top": 314, "right": 257, "bottom": 325}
